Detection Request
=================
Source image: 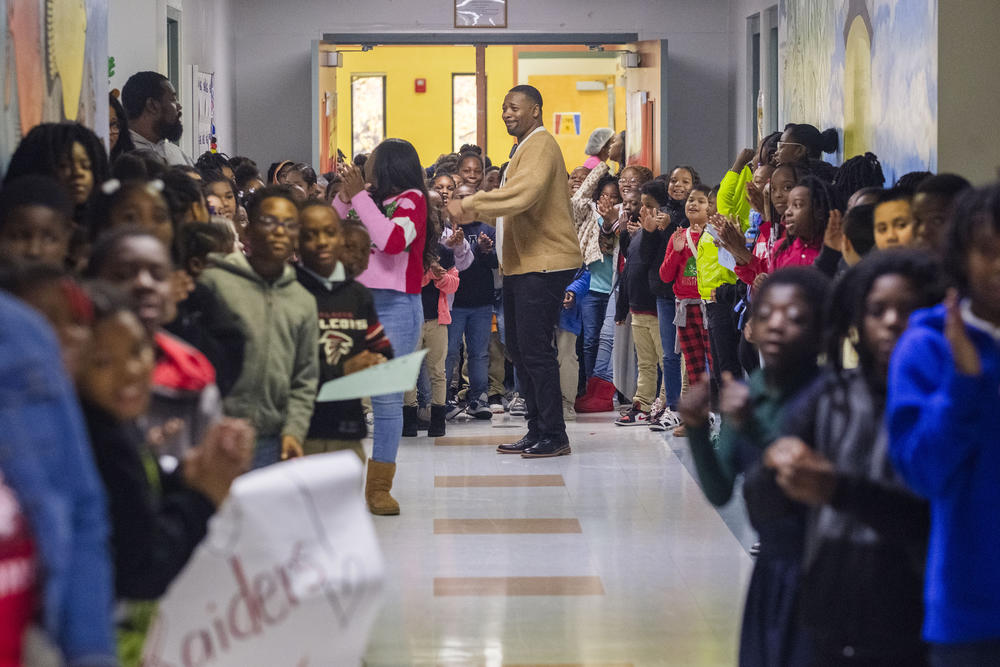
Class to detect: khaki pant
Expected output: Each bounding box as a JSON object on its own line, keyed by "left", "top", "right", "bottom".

{"left": 630, "top": 313, "right": 663, "bottom": 411}
{"left": 488, "top": 330, "right": 506, "bottom": 397}
{"left": 303, "top": 438, "right": 365, "bottom": 463}
{"left": 556, "top": 329, "right": 579, "bottom": 408}
{"left": 405, "top": 319, "right": 449, "bottom": 407}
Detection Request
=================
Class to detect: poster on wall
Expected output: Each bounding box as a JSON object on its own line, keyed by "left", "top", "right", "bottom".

{"left": 193, "top": 67, "right": 216, "bottom": 156}
{"left": 1, "top": 0, "right": 110, "bottom": 169}
{"left": 553, "top": 113, "right": 582, "bottom": 136}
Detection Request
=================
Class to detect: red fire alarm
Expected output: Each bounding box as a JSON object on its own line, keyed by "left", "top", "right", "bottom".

{"left": 415, "top": 78, "right": 427, "bottom": 93}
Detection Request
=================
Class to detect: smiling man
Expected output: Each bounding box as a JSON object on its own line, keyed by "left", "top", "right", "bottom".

{"left": 122, "top": 70, "right": 193, "bottom": 166}
{"left": 199, "top": 185, "right": 319, "bottom": 468}
{"left": 447, "top": 85, "right": 583, "bottom": 458}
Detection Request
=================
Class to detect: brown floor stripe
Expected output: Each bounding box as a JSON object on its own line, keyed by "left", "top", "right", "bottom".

{"left": 434, "top": 518, "right": 582, "bottom": 534}
{"left": 434, "top": 576, "right": 604, "bottom": 596}
{"left": 435, "top": 474, "right": 565, "bottom": 488}
{"left": 434, "top": 434, "right": 526, "bottom": 446}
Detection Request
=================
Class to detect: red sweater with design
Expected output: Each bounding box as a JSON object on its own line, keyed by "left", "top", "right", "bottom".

{"left": 333, "top": 189, "right": 428, "bottom": 294}
{"left": 659, "top": 228, "right": 704, "bottom": 300}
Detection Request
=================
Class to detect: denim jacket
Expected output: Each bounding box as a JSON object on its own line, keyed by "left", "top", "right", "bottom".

{"left": 0, "top": 293, "right": 117, "bottom": 666}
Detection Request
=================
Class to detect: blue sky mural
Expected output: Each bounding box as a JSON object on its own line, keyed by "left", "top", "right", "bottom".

{"left": 780, "top": 0, "right": 937, "bottom": 185}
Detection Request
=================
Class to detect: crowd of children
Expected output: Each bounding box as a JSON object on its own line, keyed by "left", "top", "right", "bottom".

{"left": 0, "top": 65, "right": 999, "bottom": 666}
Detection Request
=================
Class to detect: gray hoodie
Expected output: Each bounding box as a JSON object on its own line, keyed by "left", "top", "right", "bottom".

{"left": 199, "top": 252, "right": 319, "bottom": 441}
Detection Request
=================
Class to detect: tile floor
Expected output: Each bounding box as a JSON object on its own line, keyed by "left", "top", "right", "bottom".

{"left": 362, "top": 412, "right": 754, "bottom": 666}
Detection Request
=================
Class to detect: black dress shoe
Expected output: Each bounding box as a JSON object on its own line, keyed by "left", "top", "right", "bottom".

{"left": 521, "top": 435, "right": 571, "bottom": 458}
{"left": 497, "top": 433, "right": 538, "bottom": 454}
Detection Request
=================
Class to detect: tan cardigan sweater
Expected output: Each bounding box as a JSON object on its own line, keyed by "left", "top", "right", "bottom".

{"left": 462, "top": 129, "right": 583, "bottom": 276}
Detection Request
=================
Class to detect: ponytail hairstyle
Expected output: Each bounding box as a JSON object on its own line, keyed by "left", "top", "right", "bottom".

{"left": 783, "top": 123, "right": 839, "bottom": 159}
{"left": 833, "top": 152, "right": 885, "bottom": 203}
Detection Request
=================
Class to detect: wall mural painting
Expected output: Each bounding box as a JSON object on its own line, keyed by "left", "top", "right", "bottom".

{"left": 780, "top": 0, "right": 937, "bottom": 185}
{"left": 1, "top": 0, "right": 109, "bottom": 171}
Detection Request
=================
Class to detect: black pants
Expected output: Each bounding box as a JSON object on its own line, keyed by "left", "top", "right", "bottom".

{"left": 706, "top": 301, "right": 742, "bottom": 381}
{"left": 504, "top": 270, "right": 575, "bottom": 439}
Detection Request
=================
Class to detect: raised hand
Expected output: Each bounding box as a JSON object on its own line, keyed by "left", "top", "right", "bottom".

{"left": 672, "top": 231, "right": 685, "bottom": 252}
{"left": 337, "top": 163, "right": 366, "bottom": 201}
{"left": 732, "top": 147, "right": 756, "bottom": 173}
{"left": 677, "top": 373, "right": 712, "bottom": 428}
{"left": 446, "top": 197, "right": 470, "bottom": 224}
{"left": 443, "top": 222, "right": 466, "bottom": 248}
{"left": 719, "top": 371, "right": 750, "bottom": 428}
{"left": 654, "top": 210, "right": 671, "bottom": 231}
{"left": 477, "top": 232, "right": 494, "bottom": 252}
{"left": 745, "top": 180, "right": 765, "bottom": 213}
{"left": 823, "top": 209, "right": 844, "bottom": 251}
{"left": 765, "top": 436, "right": 837, "bottom": 506}
{"left": 944, "top": 288, "right": 982, "bottom": 376}
{"left": 597, "top": 196, "right": 615, "bottom": 221}
{"left": 183, "top": 418, "right": 255, "bottom": 506}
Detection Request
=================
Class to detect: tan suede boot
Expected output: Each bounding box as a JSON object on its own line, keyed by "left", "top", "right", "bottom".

{"left": 365, "top": 459, "right": 400, "bottom": 515}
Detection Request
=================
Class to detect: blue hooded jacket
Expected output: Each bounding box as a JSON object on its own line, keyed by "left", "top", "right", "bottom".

{"left": 0, "top": 293, "right": 117, "bottom": 666}
{"left": 887, "top": 303, "right": 1000, "bottom": 644}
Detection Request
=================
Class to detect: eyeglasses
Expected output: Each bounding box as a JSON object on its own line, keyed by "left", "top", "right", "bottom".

{"left": 620, "top": 177, "right": 640, "bottom": 185}
{"left": 256, "top": 215, "right": 300, "bottom": 234}
{"left": 776, "top": 141, "right": 805, "bottom": 152}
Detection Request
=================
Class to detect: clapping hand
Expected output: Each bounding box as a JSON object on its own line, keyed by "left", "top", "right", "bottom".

{"left": 764, "top": 436, "right": 837, "bottom": 506}
{"left": 337, "top": 163, "right": 367, "bottom": 201}
{"left": 944, "top": 289, "right": 982, "bottom": 376}
{"left": 677, "top": 373, "right": 712, "bottom": 428}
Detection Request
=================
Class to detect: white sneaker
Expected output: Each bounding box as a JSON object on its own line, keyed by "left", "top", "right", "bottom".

{"left": 650, "top": 409, "right": 683, "bottom": 432}
{"left": 489, "top": 394, "right": 506, "bottom": 414}
{"left": 509, "top": 395, "right": 527, "bottom": 416}
{"left": 563, "top": 403, "right": 577, "bottom": 422}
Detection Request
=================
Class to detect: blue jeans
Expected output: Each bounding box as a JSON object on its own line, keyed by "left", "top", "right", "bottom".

{"left": 370, "top": 289, "right": 422, "bottom": 463}
{"left": 656, "top": 296, "right": 682, "bottom": 408}
{"left": 252, "top": 435, "right": 281, "bottom": 469}
{"left": 592, "top": 284, "right": 618, "bottom": 383}
{"left": 581, "top": 290, "right": 610, "bottom": 379}
{"left": 446, "top": 304, "right": 493, "bottom": 402}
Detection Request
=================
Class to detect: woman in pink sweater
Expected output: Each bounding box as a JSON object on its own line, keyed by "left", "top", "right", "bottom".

{"left": 336, "top": 138, "right": 429, "bottom": 515}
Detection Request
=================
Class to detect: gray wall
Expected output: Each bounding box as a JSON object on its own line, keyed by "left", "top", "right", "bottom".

{"left": 938, "top": 0, "right": 1000, "bottom": 184}
{"left": 233, "top": 0, "right": 734, "bottom": 180}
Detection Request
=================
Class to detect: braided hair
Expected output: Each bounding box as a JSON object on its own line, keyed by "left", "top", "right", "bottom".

{"left": 777, "top": 174, "right": 844, "bottom": 254}
{"left": 825, "top": 249, "right": 943, "bottom": 373}
{"left": 894, "top": 170, "right": 933, "bottom": 195}
{"left": 833, "top": 152, "right": 885, "bottom": 203}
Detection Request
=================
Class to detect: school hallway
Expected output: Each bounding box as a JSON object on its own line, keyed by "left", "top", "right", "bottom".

{"left": 363, "top": 411, "right": 755, "bottom": 666}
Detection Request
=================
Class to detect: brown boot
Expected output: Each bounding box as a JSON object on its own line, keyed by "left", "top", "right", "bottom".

{"left": 365, "top": 459, "right": 400, "bottom": 515}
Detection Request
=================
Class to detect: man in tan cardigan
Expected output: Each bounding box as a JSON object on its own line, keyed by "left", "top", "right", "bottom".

{"left": 448, "top": 85, "right": 583, "bottom": 457}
